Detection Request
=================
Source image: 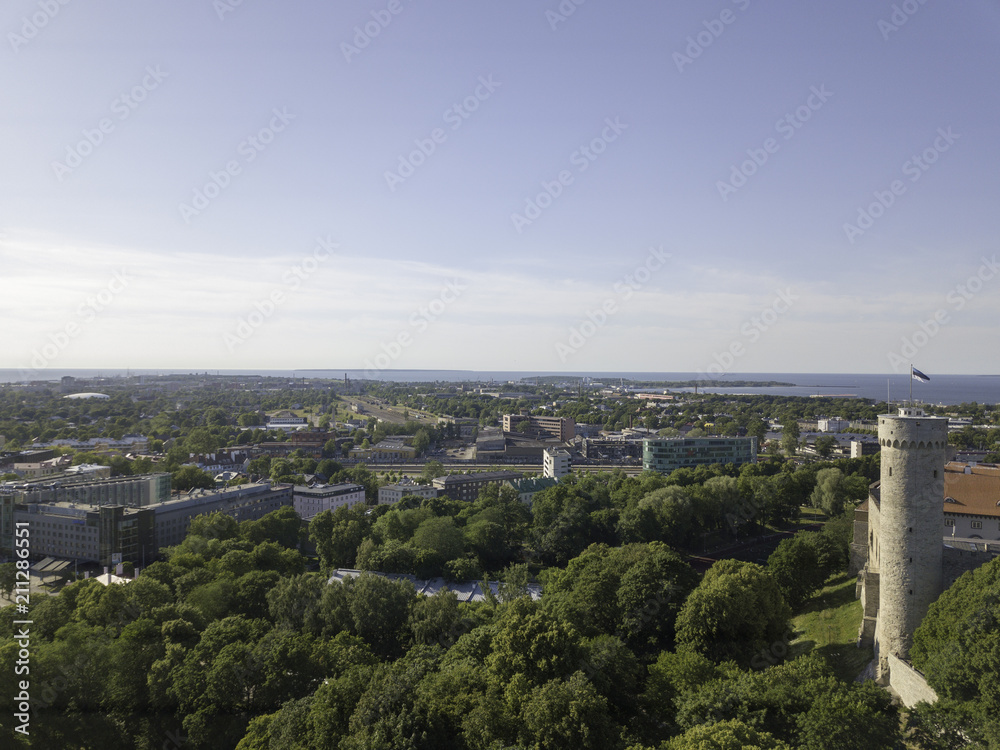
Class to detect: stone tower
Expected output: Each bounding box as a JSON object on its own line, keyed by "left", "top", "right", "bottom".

{"left": 875, "top": 406, "right": 948, "bottom": 667}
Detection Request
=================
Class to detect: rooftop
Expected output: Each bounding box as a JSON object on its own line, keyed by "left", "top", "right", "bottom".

{"left": 328, "top": 568, "right": 542, "bottom": 603}
{"left": 943, "top": 462, "right": 1000, "bottom": 518}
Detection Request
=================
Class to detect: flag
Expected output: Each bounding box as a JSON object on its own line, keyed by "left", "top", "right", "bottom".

{"left": 911, "top": 367, "right": 930, "bottom": 382}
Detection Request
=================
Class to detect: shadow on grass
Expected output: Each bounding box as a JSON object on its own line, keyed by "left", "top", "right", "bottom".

{"left": 796, "top": 573, "right": 856, "bottom": 616}
{"left": 791, "top": 572, "right": 873, "bottom": 681}
{"left": 816, "top": 641, "right": 874, "bottom": 682}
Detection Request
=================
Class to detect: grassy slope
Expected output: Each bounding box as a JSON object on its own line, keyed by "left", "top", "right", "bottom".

{"left": 790, "top": 572, "right": 873, "bottom": 682}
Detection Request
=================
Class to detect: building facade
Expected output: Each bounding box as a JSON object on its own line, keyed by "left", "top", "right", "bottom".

{"left": 2, "top": 482, "right": 293, "bottom": 567}
{"left": 642, "top": 437, "right": 758, "bottom": 474}
{"left": 506, "top": 476, "right": 558, "bottom": 505}
{"left": 266, "top": 412, "right": 308, "bottom": 431}
{"left": 292, "top": 483, "right": 366, "bottom": 520}
{"left": 349, "top": 440, "right": 417, "bottom": 463}
{"left": 850, "top": 440, "right": 881, "bottom": 458}
{"left": 581, "top": 437, "right": 645, "bottom": 461}
{"left": 818, "top": 417, "right": 850, "bottom": 433}
{"left": 432, "top": 471, "right": 524, "bottom": 502}
{"left": 502, "top": 414, "right": 575, "bottom": 442}
{"left": 543, "top": 448, "right": 570, "bottom": 479}
{"left": 378, "top": 482, "right": 438, "bottom": 505}
{"left": 0, "top": 473, "right": 173, "bottom": 546}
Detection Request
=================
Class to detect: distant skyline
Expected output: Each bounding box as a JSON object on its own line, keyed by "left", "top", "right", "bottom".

{"left": 3, "top": 1, "right": 999, "bottom": 375}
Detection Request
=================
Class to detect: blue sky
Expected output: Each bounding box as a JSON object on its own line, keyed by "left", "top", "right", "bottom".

{"left": 2, "top": 0, "right": 999, "bottom": 376}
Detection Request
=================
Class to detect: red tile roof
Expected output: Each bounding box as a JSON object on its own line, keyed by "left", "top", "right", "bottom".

{"left": 944, "top": 463, "right": 1000, "bottom": 518}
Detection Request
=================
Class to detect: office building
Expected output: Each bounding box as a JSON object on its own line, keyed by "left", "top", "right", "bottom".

{"left": 642, "top": 437, "right": 758, "bottom": 474}
{"left": 502, "top": 414, "right": 575, "bottom": 442}
{"left": 2, "top": 482, "right": 292, "bottom": 567}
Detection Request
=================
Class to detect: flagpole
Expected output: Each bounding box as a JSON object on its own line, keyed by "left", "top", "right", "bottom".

{"left": 909, "top": 364, "right": 913, "bottom": 404}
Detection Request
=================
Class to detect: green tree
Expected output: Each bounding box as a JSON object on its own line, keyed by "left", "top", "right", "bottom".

{"left": 241, "top": 505, "right": 301, "bottom": 548}
{"left": 911, "top": 556, "right": 1000, "bottom": 744}
{"left": 413, "top": 427, "right": 432, "bottom": 454}
{"left": 347, "top": 573, "right": 416, "bottom": 658}
{"left": 310, "top": 504, "right": 371, "bottom": 572}
{"left": 780, "top": 418, "right": 800, "bottom": 456}
{"left": 238, "top": 412, "right": 262, "bottom": 427}
{"left": 518, "top": 671, "right": 619, "bottom": 750}
{"left": 171, "top": 465, "right": 216, "bottom": 492}
{"left": 814, "top": 435, "right": 837, "bottom": 458}
{"left": 767, "top": 533, "right": 828, "bottom": 609}
{"left": 267, "top": 572, "right": 325, "bottom": 633}
{"left": 411, "top": 516, "right": 464, "bottom": 561}
{"left": 675, "top": 560, "right": 791, "bottom": 667}
{"left": 809, "top": 468, "right": 868, "bottom": 516}
{"left": 486, "top": 598, "right": 584, "bottom": 687}
{"left": 421, "top": 460, "right": 446, "bottom": 481}
{"left": 0, "top": 562, "right": 15, "bottom": 600}
{"left": 667, "top": 719, "right": 792, "bottom": 749}
{"left": 673, "top": 654, "right": 902, "bottom": 748}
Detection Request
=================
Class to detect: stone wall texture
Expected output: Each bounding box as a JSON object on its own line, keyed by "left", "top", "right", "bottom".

{"left": 887, "top": 652, "right": 939, "bottom": 708}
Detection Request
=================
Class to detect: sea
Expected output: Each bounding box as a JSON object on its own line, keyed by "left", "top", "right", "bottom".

{"left": 2, "top": 369, "right": 1000, "bottom": 406}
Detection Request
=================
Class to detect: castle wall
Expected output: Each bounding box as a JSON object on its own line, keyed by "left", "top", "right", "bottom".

{"left": 886, "top": 653, "right": 939, "bottom": 708}
{"left": 943, "top": 546, "right": 999, "bottom": 590}
{"left": 849, "top": 501, "right": 869, "bottom": 575}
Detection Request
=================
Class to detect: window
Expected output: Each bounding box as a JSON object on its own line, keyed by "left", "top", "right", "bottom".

{"left": 945, "top": 519, "right": 955, "bottom": 527}
{"left": 972, "top": 521, "right": 983, "bottom": 530}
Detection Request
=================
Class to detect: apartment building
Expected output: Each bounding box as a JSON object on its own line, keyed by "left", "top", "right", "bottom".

{"left": 292, "top": 483, "right": 366, "bottom": 520}
{"left": 432, "top": 471, "right": 524, "bottom": 502}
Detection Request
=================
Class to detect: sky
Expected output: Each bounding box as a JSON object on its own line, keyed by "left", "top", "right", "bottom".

{"left": 2, "top": 0, "right": 999, "bottom": 377}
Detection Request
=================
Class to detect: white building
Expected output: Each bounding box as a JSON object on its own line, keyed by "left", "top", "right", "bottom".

{"left": 850, "top": 440, "right": 880, "bottom": 458}
{"left": 817, "top": 417, "right": 850, "bottom": 433}
{"left": 543, "top": 448, "right": 571, "bottom": 479}
{"left": 293, "top": 483, "right": 366, "bottom": 520}
{"left": 378, "top": 481, "right": 438, "bottom": 505}
{"left": 266, "top": 416, "right": 308, "bottom": 431}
